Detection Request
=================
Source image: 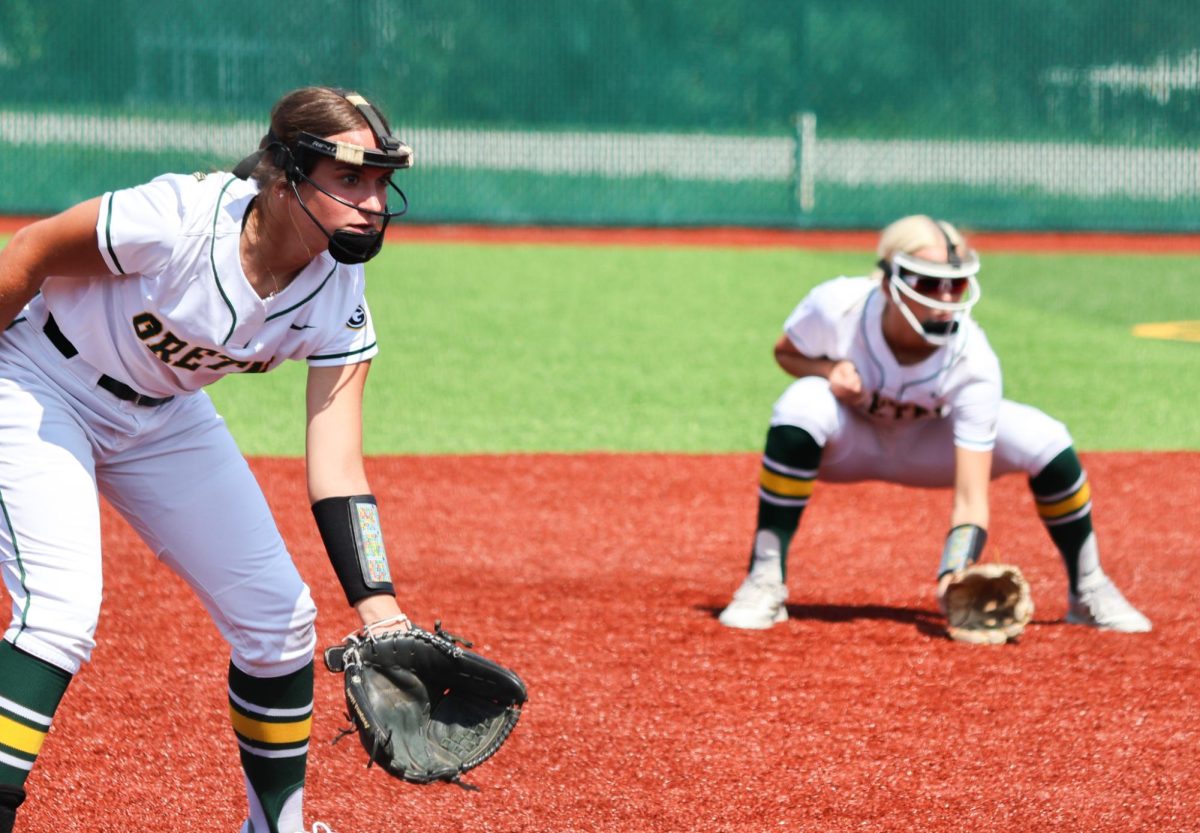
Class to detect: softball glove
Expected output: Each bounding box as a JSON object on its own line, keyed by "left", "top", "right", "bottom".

{"left": 324, "top": 618, "right": 527, "bottom": 784}
{"left": 940, "top": 563, "right": 1034, "bottom": 645}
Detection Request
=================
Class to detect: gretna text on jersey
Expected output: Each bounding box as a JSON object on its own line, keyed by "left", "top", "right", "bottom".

{"left": 862, "top": 391, "right": 946, "bottom": 421}
{"left": 133, "top": 312, "right": 274, "bottom": 373}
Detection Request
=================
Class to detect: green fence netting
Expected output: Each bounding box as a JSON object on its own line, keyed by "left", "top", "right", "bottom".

{"left": 1, "top": 0, "right": 1197, "bottom": 231}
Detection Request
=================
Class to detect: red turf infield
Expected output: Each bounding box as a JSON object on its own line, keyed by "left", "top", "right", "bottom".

{"left": 6, "top": 451, "right": 1197, "bottom": 833}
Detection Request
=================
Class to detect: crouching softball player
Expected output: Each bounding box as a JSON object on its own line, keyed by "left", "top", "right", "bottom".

{"left": 718, "top": 215, "right": 1151, "bottom": 635}
{"left": 0, "top": 86, "right": 416, "bottom": 833}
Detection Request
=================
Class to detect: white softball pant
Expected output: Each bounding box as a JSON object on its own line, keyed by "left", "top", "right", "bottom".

{"left": 770, "top": 376, "right": 1072, "bottom": 486}
{"left": 0, "top": 320, "right": 316, "bottom": 677}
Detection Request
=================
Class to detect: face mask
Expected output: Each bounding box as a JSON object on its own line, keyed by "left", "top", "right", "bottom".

{"left": 286, "top": 175, "right": 407, "bottom": 265}
{"left": 882, "top": 251, "right": 982, "bottom": 346}
{"left": 231, "top": 90, "right": 413, "bottom": 266}
{"left": 328, "top": 228, "right": 385, "bottom": 264}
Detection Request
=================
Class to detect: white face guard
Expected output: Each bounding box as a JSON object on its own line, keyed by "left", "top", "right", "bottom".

{"left": 885, "top": 249, "right": 982, "bottom": 345}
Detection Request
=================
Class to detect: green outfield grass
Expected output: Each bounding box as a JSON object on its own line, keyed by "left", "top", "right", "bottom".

{"left": 3, "top": 234, "right": 1197, "bottom": 453}
{"left": 208, "top": 241, "right": 1199, "bottom": 454}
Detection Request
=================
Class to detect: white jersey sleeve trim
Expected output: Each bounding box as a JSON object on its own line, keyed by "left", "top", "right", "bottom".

{"left": 305, "top": 299, "right": 379, "bottom": 367}
{"left": 307, "top": 341, "right": 379, "bottom": 362}
{"left": 97, "top": 192, "right": 123, "bottom": 275}
{"left": 953, "top": 436, "right": 997, "bottom": 452}
{"left": 96, "top": 175, "right": 187, "bottom": 278}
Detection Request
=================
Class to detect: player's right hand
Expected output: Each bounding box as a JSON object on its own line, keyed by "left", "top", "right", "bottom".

{"left": 828, "top": 360, "right": 869, "bottom": 407}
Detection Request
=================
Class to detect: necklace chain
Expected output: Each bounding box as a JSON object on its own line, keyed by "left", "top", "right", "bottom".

{"left": 264, "top": 264, "right": 282, "bottom": 299}
{"left": 246, "top": 197, "right": 287, "bottom": 300}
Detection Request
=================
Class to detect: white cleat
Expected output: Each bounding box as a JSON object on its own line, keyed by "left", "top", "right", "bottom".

{"left": 718, "top": 574, "right": 788, "bottom": 630}
{"left": 1067, "top": 577, "right": 1152, "bottom": 632}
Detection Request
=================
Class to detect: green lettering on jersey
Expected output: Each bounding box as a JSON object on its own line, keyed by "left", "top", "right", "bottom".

{"left": 147, "top": 332, "right": 188, "bottom": 364}
{"left": 174, "top": 346, "right": 219, "bottom": 370}
{"left": 132, "top": 313, "right": 164, "bottom": 340}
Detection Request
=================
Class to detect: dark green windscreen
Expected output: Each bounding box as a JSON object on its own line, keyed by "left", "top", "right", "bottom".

{"left": 1, "top": 1, "right": 1196, "bottom": 230}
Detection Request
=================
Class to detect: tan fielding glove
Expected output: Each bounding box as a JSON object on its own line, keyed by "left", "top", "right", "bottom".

{"left": 941, "top": 563, "right": 1034, "bottom": 645}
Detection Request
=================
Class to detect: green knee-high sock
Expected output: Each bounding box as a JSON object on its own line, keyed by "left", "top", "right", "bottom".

{"left": 229, "top": 661, "right": 313, "bottom": 833}
{"left": 0, "top": 640, "right": 72, "bottom": 790}
{"left": 1030, "top": 447, "right": 1099, "bottom": 594}
{"left": 751, "top": 425, "right": 823, "bottom": 581}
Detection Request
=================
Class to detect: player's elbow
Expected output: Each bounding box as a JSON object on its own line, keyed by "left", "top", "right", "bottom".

{"left": 773, "top": 335, "right": 801, "bottom": 373}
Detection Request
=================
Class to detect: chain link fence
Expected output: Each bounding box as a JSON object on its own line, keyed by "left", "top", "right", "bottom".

{"left": 1, "top": 0, "right": 1196, "bottom": 230}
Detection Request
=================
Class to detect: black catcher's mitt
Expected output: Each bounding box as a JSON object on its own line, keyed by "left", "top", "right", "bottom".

{"left": 324, "top": 619, "right": 527, "bottom": 784}
{"left": 941, "top": 563, "right": 1035, "bottom": 645}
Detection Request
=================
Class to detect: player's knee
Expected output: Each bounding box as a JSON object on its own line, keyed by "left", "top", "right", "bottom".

{"left": 3, "top": 591, "right": 102, "bottom": 674}
{"left": 1027, "top": 418, "right": 1074, "bottom": 477}
{"left": 229, "top": 589, "right": 318, "bottom": 677}
{"left": 3, "top": 628, "right": 94, "bottom": 676}
{"left": 1039, "top": 411, "right": 1072, "bottom": 450}
{"left": 771, "top": 376, "right": 839, "bottom": 445}
{"left": 995, "top": 402, "right": 1075, "bottom": 477}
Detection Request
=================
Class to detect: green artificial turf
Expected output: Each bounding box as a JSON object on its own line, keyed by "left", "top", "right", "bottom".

{"left": 205, "top": 241, "right": 1200, "bottom": 454}
{"left": 3, "top": 233, "right": 1197, "bottom": 453}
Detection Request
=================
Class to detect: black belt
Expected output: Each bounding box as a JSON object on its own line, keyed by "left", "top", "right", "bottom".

{"left": 43, "top": 315, "right": 175, "bottom": 407}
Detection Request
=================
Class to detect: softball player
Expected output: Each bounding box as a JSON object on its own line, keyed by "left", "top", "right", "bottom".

{"left": 718, "top": 215, "right": 1151, "bottom": 634}
{"left": 0, "top": 87, "right": 414, "bottom": 833}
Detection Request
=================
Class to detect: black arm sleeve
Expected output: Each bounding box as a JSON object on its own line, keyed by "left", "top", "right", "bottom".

{"left": 312, "top": 494, "right": 395, "bottom": 605}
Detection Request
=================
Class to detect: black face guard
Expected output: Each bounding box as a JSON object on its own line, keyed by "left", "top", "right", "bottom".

{"left": 281, "top": 148, "right": 410, "bottom": 264}
{"left": 233, "top": 92, "right": 413, "bottom": 264}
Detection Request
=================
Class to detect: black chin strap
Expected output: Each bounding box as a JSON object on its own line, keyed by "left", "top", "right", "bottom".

{"left": 286, "top": 165, "right": 412, "bottom": 264}
{"left": 287, "top": 179, "right": 389, "bottom": 265}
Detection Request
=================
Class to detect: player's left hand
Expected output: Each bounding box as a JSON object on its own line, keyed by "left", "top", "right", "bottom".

{"left": 938, "top": 563, "right": 1034, "bottom": 645}
{"left": 324, "top": 620, "right": 527, "bottom": 784}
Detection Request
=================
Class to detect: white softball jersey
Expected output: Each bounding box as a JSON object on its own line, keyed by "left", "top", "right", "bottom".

{"left": 771, "top": 276, "right": 1070, "bottom": 487}
{"left": 31, "top": 171, "right": 378, "bottom": 397}
{"left": 0, "top": 171, "right": 387, "bottom": 676}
